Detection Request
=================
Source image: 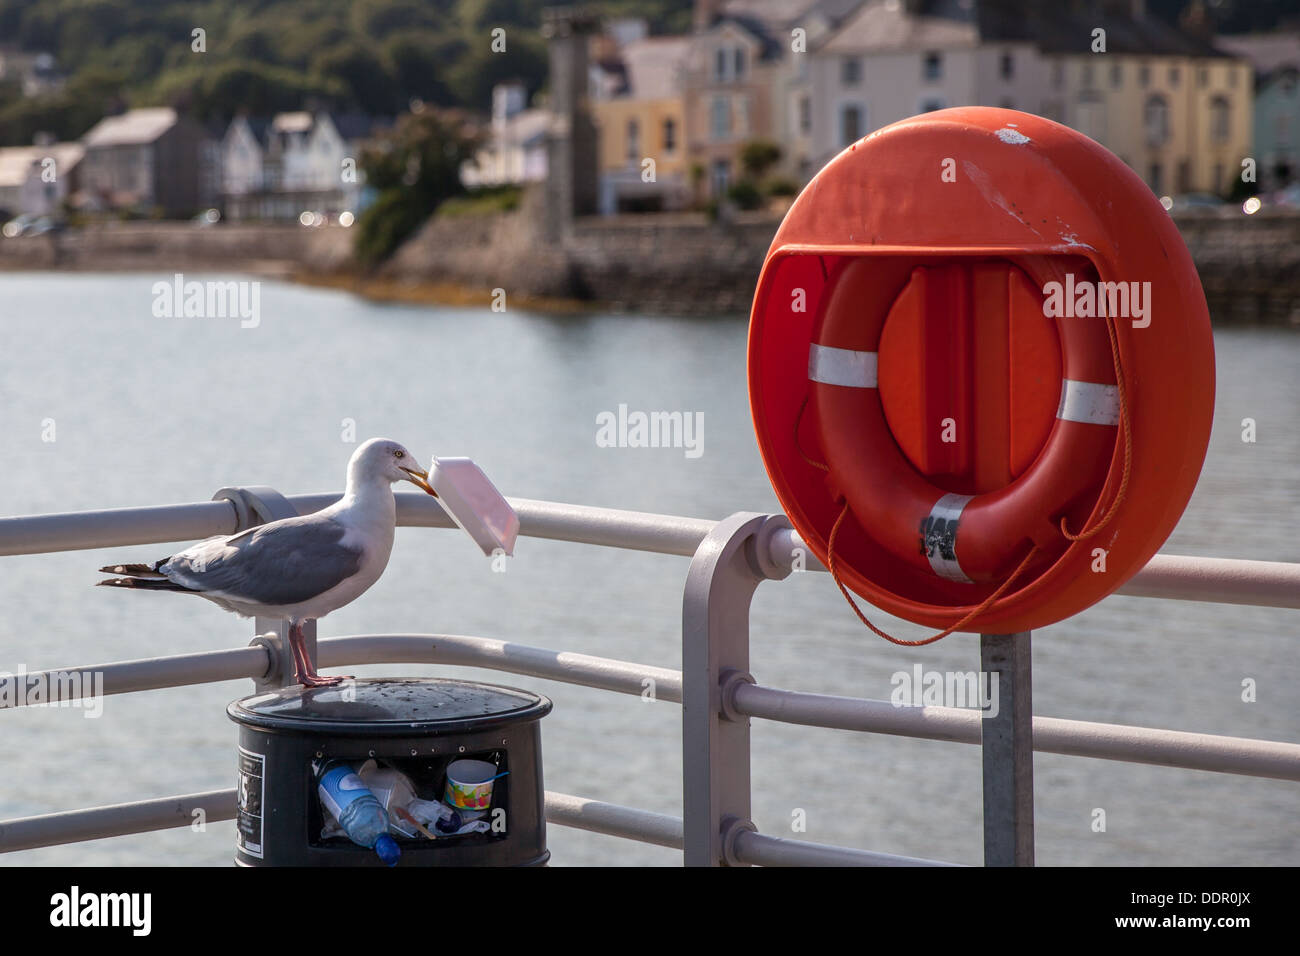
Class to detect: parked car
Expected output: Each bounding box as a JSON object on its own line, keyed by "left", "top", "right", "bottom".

{"left": 2, "top": 214, "right": 38, "bottom": 238}
{"left": 1168, "top": 192, "right": 1226, "bottom": 212}
{"left": 1268, "top": 184, "right": 1300, "bottom": 209}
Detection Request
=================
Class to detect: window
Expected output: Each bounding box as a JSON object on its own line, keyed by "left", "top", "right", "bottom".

{"left": 715, "top": 49, "right": 727, "bottom": 81}
{"left": 799, "top": 96, "right": 811, "bottom": 134}
{"left": 841, "top": 104, "right": 863, "bottom": 145}
{"left": 1110, "top": 62, "right": 1122, "bottom": 87}
{"left": 999, "top": 98, "right": 1015, "bottom": 110}
{"left": 920, "top": 98, "right": 945, "bottom": 112}
{"left": 626, "top": 119, "right": 640, "bottom": 162}
{"left": 923, "top": 51, "right": 942, "bottom": 82}
{"left": 1000, "top": 52, "right": 1014, "bottom": 80}
{"left": 1198, "top": 66, "right": 1208, "bottom": 87}
{"left": 1082, "top": 62, "right": 1095, "bottom": 88}
{"left": 734, "top": 47, "right": 746, "bottom": 79}
{"left": 663, "top": 118, "right": 677, "bottom": 152}
{"left": 1144, "top": 94, "right": 1170, "bottom": 147}
{"left": 1149, "top": 162, "right": 1163, "bottom": 195}
{"left": 1139, "top": 63, "right": 1150, "bottom": 87}
{"left": 711, "top": 96, "right": 730, "bottom": 139}
{"left": 1051, "top": 62, "right": 1064, "bottom": 89}
{"left": 1076, "top": 95, "right": 1106, "bottom": 142}
{"left": 1210, "top": 95, "right": 1230, "bottom": 143}
{"left": 1229, "top": 64, "right": 1239, "bottom": 87}
{"left": 842, "top": 57, "right": 861, "bottom": 86}
{"left": 1169, "top": 65, "right": 1180, "bottom": 86}
{"left": 711, "top": 159, "right": 729, "bottom": 196}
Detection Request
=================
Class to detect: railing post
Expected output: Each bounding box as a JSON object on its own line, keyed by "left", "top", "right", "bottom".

{"left": 212, "top": 485, "right": 311, "bottom": 692}
{"left": 980, "top": 631, "right": 1034, "bottom": 866}
{"left": 682, "top": 512, "right": 792, "bottom": 866}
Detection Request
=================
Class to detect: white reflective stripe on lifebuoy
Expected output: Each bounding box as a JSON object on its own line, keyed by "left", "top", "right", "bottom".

{"left": 1057, "top": 380, "right": 1120, "bottom": 426}
{"left": 809, "top": 344, "right": 878, "bottom": 388}
{"left": 922, "top": 493, "right": 973, "bottom": 583}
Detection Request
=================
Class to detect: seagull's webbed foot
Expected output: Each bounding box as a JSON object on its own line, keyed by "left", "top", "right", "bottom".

{"left": 287, "top": 619, "right": 353, "bottom": 688}
{"left": 296, "top": 671, "right": 351, "bottom": 688}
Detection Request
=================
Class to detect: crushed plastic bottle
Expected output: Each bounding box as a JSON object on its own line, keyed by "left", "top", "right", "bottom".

{"left": 317, "top": 761, "right": 401, "bottom": 865}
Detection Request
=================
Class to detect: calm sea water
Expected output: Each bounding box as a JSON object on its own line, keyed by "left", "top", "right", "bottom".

{"left": 0, "top": 272, "right": 1296, "bottom": 867}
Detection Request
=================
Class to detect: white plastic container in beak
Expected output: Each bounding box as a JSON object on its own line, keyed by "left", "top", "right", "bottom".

{"left": 428, "top": 456, "right": 520, "bottom": 556}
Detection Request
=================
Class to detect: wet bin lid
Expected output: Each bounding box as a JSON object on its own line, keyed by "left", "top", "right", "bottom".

{"left": 227, "top": 678, "right": 552, "bottom": 736}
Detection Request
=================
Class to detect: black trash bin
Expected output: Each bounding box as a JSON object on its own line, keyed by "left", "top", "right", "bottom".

{"left": 227, "top": 678, "right": 552, "bottom": 866}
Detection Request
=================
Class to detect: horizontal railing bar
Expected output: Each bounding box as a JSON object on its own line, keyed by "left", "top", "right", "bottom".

{"left": 731, "top": 830, "right": 962, "bottom": 867}
{"left": 1, "top": 635, "right": 678, "bottom": 710}
{"left": 4, "top": 496, "right": 1293, "bottom": 609}
{"left": 0, "top": 789, "right": 235, "bottom": 853}
{"left": 0, "top": 494, "right": 716, "bottom": 559}
{"left": 1114, "top": 552, "right": 1300, "bottom": 608}
{"left": 543, "top": 791, "right": 683, "bottom": 850}
{"left": 319, "top": 634, "right": 683, "bottom": 703}
{"left": 0, "top": 500, "right": 241, "bottom": 556}
{"left": 0, "top": 645, "right": 271, "bottom": 710}
{"left": 732, "top": 683, "right": 1300, "bottom": 781}
{"left": 8, "top": 637, "right": 1296, "bottom": 782}
{"left": 773, "top": 528, "right": 1300, "bottom": 609}
{"left": 0, "top": 787, "right": 681, "bottom": 855}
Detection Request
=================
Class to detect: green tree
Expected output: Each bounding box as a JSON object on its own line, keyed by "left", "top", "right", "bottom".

{"left": 740, "top": 140, "right": 782, "bottom": 181}
{"left": 354, "top": 107, "right": 482, "bottom": 265}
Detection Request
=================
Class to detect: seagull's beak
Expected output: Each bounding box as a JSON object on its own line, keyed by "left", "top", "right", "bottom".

{"left": 400, "top": 466, "right": 437, "bottom": 497}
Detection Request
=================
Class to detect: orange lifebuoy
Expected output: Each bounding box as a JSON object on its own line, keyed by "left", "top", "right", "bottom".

{"left": 748, "top": 107, "right": 1214, "bottom": 636}
{"left": 810, "top": 254, "right": 1119, "bottom": 586}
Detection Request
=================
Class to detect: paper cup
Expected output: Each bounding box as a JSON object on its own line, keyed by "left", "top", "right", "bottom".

{"left": 443, "top": 759, "right": 498, "bottom": 812}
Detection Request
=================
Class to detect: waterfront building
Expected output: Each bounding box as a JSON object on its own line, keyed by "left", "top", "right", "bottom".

{"left": 80, "top": 107, "right": 206, "bottom": 217}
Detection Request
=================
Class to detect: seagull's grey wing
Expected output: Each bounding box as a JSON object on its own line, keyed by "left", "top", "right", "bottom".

{"left": 162, "top": 515, "right": 364, "bottom": 607}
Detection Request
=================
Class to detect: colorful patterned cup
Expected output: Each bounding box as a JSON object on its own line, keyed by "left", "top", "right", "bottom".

{"left": 443, "top": 759, "right": 498, "bottom": 812}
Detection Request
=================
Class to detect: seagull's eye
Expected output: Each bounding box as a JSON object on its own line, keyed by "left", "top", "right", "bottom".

{"left": 394, "top": 450, "right": 404, "bottom": 459}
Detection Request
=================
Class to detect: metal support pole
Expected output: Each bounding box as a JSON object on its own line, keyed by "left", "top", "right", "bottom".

{"left": 212, "top": 485, "right": 312, "bottom": 691}
{"left": 682, "top": 513, "right": 792, "bottom": 866}
{"left": 980, "top": 631, "right": 1034, "bottom": 866}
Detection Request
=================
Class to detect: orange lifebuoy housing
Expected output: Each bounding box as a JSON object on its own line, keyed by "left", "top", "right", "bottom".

{"left": 749, "top": 107, "right": 1214, "bottom": 635}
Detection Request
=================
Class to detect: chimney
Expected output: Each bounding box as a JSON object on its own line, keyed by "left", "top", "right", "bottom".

{"left": 694, "top": 0, "right": 721, "bottom": 33}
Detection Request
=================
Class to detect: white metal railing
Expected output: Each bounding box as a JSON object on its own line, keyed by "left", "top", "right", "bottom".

{"left": 1, "top": 490, "right": 1298, "bottom": 866}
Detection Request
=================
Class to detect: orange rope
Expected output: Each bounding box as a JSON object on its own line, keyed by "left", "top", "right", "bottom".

{"left": 826, "top": 499, "right": 1040, "bottom": 646}
{"left": 1060, "top": 310, "right": 1133, "bottom": 541}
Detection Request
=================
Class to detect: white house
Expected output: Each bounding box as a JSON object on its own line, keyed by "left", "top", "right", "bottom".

{"left": 0, "top": 141, "right": 83, "bottom": 218}
{"left": 461, "top": 83, "right": 550, "bottom": 187}
{"left": 219, "top": 110, "right": 381, "bottom": 221}
{"left": 796, "top": 0, "right": 1050, "bottom": 175}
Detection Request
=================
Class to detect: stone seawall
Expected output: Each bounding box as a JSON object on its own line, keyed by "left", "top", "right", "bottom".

{"left": 0, "top": 221, "right": 352, "bottom": 276}
{"left": 2, "top": 206, "right": 1298, "bottom": 324}
{"left": 386, "top": 200, "right": 1300, "bottom": 323}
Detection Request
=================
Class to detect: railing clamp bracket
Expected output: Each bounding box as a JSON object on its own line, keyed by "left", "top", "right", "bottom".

{"left": 719, "top": 668, "right": 755, "bottom": 723}
{"left": 720, "top": 815, "right": 757, "bottom": 866}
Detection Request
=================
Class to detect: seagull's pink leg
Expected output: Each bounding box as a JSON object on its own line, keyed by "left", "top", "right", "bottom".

{"left": 288, "top": 619, "right": 350, "bottom": 687}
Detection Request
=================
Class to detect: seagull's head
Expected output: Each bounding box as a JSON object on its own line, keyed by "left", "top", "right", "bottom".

{"left": 350, "top": 438, "right": 437, "bottom": 496}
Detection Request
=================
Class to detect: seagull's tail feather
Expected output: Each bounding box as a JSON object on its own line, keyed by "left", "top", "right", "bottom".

{"left": 96, "top": 576, "right": 195, "bottom": 592}
{"left": 98, "top": 561, "right": 168, "bottom": 577}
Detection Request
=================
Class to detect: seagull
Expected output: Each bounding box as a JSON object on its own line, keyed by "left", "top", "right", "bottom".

{"left": 97, "top": 438, "right": 438, "bottom": 687}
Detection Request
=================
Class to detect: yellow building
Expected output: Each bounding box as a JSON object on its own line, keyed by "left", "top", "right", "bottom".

{"left": 591, "top": 36, "right": 691, "bottom": 213}
{"left": 1049, "top": 52, "right": 1252, "bottom": 196}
